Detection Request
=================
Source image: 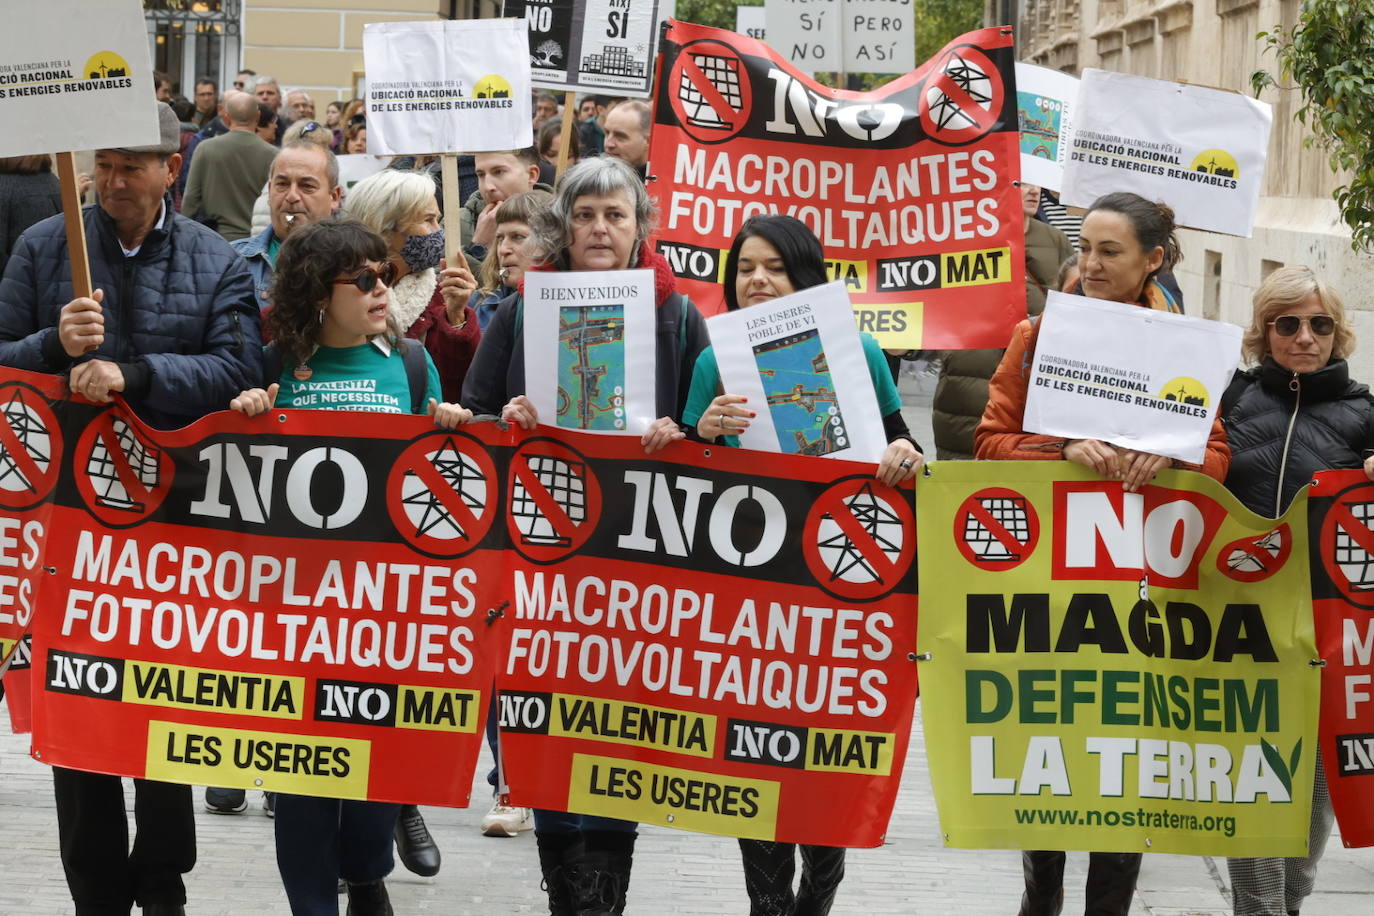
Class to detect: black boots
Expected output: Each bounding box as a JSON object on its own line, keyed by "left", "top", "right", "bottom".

{"left": 537, "top": 830, "right": 635, "bottom": 916}
{"left": 1019, "top": 850, "right": 1141, "bottom": 916}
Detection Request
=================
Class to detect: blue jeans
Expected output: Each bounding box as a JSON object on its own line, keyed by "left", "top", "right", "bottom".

{"left": 274, "top": 794, "right": 400, "bottom": 916}
{"left": 533, "top": 808, "right": 637, "bottom": 834}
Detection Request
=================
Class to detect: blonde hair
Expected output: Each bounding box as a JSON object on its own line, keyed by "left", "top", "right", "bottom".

{"left": 1243, "top": 266, "right": 1354, "bottom": 364}
{"left": 343, "top": 169, "right": 436, "bottom": 240}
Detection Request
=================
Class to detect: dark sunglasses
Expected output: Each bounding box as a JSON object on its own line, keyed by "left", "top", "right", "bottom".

{"left": 333, "top": 263, "right": 395, "bottom": 293}
{"left": 1269, "top": 314, "right": 1335, "bottom": 337}
{"left": 299, "top": 120, "right": 323, "bottom": 135}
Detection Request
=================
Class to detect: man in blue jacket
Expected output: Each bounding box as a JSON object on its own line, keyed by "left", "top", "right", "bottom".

{"left": 0, "top": 102, "right": 260, "bottom": 915}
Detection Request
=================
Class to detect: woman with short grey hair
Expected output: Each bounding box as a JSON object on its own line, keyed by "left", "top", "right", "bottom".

{"left": 461, "top": 154, "right": 709, "bottom": 914}
{"left": 343, "top": 168, "right": 480, "bottom": 404}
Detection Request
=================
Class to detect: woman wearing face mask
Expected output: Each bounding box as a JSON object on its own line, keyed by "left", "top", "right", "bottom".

{"left": 680, "top": 215, "right": 920, "bottom": 916}
{"left": 976, "top": 192, "right": 1229, "bottom": 916}
{"left": 345, "top": 168, "right": 480, "bottom": 402}
{"left": 229, "top": 219, "right": 471, "bottom": 915}
{"left": 470, "top": 189, "right": 552, "bottom": 333}
{"left": 1221, "top": 266, "right": 1374, "bottom": 916}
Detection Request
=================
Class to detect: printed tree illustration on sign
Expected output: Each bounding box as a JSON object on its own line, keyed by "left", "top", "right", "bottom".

{"left": 534, "top": 40, "right": 563, "bottom": 67}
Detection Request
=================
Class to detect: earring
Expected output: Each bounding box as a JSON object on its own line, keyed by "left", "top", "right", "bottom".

{"left": 318, "top": 308, "right": 325, "bottom": 324}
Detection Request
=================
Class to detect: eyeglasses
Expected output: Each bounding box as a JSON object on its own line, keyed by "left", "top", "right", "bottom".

{"left": 333, "top": 263, "right": 395, "bottom": 293}
{"left": 1269, "top": 314, "right": 1335, "bottom": 337}
{"left": 233, "top": 81, "right": 244, "bottom": 90}
{"left": 300, "top": 121, "right": 323, "bottom": 135}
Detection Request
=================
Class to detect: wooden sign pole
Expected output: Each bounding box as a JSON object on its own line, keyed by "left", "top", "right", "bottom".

{"left": 54, "top": 151, "right": 92, "bottom": 300}
{"left": 555, "top": 91, "right": 577, "bottom": 180}
{"left": 440, "top": 153, "right": 463, "bottom": 258}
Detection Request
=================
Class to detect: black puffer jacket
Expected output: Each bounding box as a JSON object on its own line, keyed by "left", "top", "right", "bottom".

{"left": 1222, "top": 358, "right": 1374, "bottom": 517}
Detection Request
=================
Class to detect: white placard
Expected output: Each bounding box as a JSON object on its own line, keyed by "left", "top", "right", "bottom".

{"left": 335, "top": 155, "right": 392, "bottom": 198}
{"left": 842, "top": 0, "right": 915, "bottom": 73}
{"left": 1060, "top": 69, "right": 1272, "bottom": 237}
{"left": 0, "top": 0, "right": 159, "bottom": 157}
{"left": 363, "top": 19, "right": 532, "bottom": 156}
{"left": 736, "top": 5, "right": 767, "bottom": 41}
{"left": 765, "top": 0, "right": 842, "bottom": 73}
{"left": 524, "top": 269, "right": 656, "bottom": 435}
{"left": 707, "top": 281, "right": 886, "bottom": 462}
{"left": 1015, "top": 63, "right": 1078, "bottom": 192}
{"left": 1023, "top": 292, "right": 1242, "bottom": 465}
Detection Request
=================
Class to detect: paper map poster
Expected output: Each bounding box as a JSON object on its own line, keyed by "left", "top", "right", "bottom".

{"left": 502, "top": 0, "right": 666, "bottom": 97}
{"left": 1023, "top": 292, "right": 1242, "bottom": 465}
{"left": 524, "top": 269, "right": 655, "bottom": 435}
{"left": 708, "top": 281, "right": 886, "bottom": 462}
{"left": 557, "top": 304, "right": 626, "bottom": 431}
{"left": 1015, "top": 63, "right": 1078, "bottom": 192}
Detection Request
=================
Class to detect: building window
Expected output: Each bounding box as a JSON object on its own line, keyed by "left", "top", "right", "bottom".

{"left": 143, "top": 1, "right": 242, "bottom": 95}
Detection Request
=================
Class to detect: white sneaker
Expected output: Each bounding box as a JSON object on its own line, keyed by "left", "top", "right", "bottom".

{"left": 479, "top": 798, "right": 533, "bottom": 837}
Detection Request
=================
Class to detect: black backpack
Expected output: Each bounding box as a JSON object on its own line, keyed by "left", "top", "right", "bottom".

{"left": 261, "top": 338, "right": 429, "bottom": 414}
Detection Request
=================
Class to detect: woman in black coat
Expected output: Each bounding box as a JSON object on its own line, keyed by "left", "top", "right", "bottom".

{"left": 1221, "top": 265, "right": 1374, "bottom": 916}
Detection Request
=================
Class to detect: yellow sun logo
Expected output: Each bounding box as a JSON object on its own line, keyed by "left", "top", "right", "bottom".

{"left": 1189, "top": 149, "right": 1239, "bottom": 179}
{"left": 1158, "top": 377, "right": 1210, "bottom": 407}
{"left": 473, "top": 74, "right": 512, "bottom": 99}
{"left": 83, "top": 52, "right": 131, "bottom": 81}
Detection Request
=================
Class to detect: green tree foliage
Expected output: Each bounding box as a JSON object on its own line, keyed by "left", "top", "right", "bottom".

{"left": 1252, "top": 4, "right": 1374, "bottom": 250}
{"left": 675, "top": 0, "right": 760, "bottom": 32}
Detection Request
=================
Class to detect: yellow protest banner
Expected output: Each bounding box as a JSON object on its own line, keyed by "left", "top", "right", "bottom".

{"left": 916, "top": 461, "right": 1318, "bottom": 856}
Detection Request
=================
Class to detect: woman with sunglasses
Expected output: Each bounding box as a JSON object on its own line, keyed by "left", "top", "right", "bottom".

{"left": 976, "top": 192, "right": 1229, "bottom": 916}
{"left": 229, "top": 219, "right": 470, "bottom": 916}
{"left": 1221, "top": 266, "right": 1373, "bottom": 916}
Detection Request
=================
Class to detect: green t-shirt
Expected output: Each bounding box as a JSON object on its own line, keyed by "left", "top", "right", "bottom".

{"left": 267, "top": 235, "right": 282, "bottom": 266}
{"left": 271, "top": 338, "right": 441, "bottom": 414}
{"left": 682, "top": 333, "right": 901, "bottom": 446}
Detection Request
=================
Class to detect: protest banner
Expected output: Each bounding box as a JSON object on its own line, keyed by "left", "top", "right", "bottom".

{"left": 29, "top": 386, "right": 507, "bottom": 805}
{"left": 765, "top": 0, "right": 914, "bottom": 75}
{"left": 1308, "top": 469, "right": 1374, "bottom": 847}
{"left": 335, "top": 154, "right": 393, "bottom": 198}
{"left": 1015, "top": 62, "right": 1077, "bottom": 192}
{"left": 495, "top": 432, "right": 919, "bottom": 845}
{"left": 917, "top": 461, "right": 1319, "bottom": 856}
{"left": 765, "top": 0, "right": 841, "bottom": 73}
{"left": 0, "top": 372, "right": 65, "bottom": 675}
{"left": 1023, "top": 291, "right": 1242, "bottom": 465}
{"left": 523, "top": 269, "right": 657, "bottom": 435}
{"left": 737, "top": 5, "right": 767, "bottom": 42}
{"left": 1060, "top": 69, "right": 1272, "bottom": 238}
{"left": 2, "top": 638, "right": 33, "bottom": 733}
{"left": 502, "top": 0, "right": 668, "bottom": 98}
{"left": 0, "top": 0, "right": 160, "bottom": 158}
{"left": 707, "top": 281, "right": 887, "bottom": 461}
{"left": 648, "top": 22, "right": 1026, "bottom": 350}
{"left": 362, "top": 19, "right": 533, "bottom": 156}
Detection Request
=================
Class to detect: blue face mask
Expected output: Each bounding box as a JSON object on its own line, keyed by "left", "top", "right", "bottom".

{"left": 400, "top": 228, "right": 444, "bottom": 272}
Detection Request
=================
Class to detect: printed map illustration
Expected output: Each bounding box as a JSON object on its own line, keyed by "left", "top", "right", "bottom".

{"left": 557, "top": 305, "right": 626, "bottom": 430}
{"left": 752, "top": 329, "right": 848, "bottom": 456}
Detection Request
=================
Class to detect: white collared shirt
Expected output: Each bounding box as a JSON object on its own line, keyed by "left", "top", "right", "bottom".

{"left": 120, "top": 200, "right": 168, "bottom": 258}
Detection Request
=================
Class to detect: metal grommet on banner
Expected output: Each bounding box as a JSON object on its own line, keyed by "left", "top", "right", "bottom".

{"left": 702, "top": 448, "right": 712, "bottom": 458}
{"left": 276, "top": 413, "right": 287, "bottom": 423}
{"left": 1310, "top": 658, "right": 1328, "bottom": 667}
{"left": 254, "top": 778, "right": 264, "bottom": 786}
{"left": 911, "top": 652, "right": 930, "bottom": 662}
{"left": 42, "top": 566, "right": 56, "bottom": 574}
{"left": 486, "top": 600, "right": 509, "bottom": 625}
{"left": 1145, "top": 837, "right": 1152, "bottom": 848}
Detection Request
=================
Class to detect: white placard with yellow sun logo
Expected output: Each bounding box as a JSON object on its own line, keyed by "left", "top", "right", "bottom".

{"left": 1059, "top": 69, "right": 1273, "bottom": 237}
{"left": 0, "top": 0, "right": 160, "bottom": 157}
{"left": 362, "top": 19, "right": 533, "bottom": 156}
{"left": 1022, "top": 291, "right": 1242, "bottom": 465}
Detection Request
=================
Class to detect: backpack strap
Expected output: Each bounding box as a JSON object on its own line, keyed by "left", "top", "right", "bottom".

{"left": 1219, "top": 369, "right": 1250, "bottom": 420}
{"left": 397, "top": 337, "right": 428, "bottom": 414}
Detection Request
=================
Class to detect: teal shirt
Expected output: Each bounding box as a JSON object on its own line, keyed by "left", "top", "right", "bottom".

{"left": 272, "top": 338, "right": 441, "bottom": 414}
{"left": 683, "top": 333, "right": 901, "bottom": 446}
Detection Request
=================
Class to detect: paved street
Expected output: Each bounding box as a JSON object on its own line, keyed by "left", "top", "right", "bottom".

{"left": 0, "top": 366, "right": 1369, "bottom": 914}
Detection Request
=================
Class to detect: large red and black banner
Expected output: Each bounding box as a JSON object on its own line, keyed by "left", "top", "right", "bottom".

{"left": 495, "top": 433, "right": 919, "bottom": 846}
{"left": 647, "top": 21, "right": 1025, "bottom": 350}
{"left": 0, "top": 367, "right": 919, "bottom": 845}
{"left": 1309, "top": 470, "right": 1374, "bottom": 847}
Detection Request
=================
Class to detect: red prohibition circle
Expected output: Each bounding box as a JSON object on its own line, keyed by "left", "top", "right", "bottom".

{"left": 1216, "top": 524, "right": 1292, "bottom": 583}
{"left": 802, "top": 475, "right": 916, "bottom": 602}
{"left": 0, "top": 381, "right": 63, "bottom": 510}
{"left": 953, "top": 486, "right": 1039, "bottom": 571}
{"left": 918, "top": 44, "right": 1006, "bottom": 146}
{"left": 667, "top": 39, "right": 755, "bottom": 144}
{"left": 505, "top": 437, "right": 602, "bottom": 564}
{"left": 1320, "top": 482, "right": 1374, "bottom": 610}
{"left": 71, "top": 407, "right": 175, "bottom": 528}
{"left": 386, "top": 430, "right": 500, "bottom": 558}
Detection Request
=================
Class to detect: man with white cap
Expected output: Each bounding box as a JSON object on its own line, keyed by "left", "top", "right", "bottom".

{"left": 0, "top": 101, "right": 261, "bottom": 915}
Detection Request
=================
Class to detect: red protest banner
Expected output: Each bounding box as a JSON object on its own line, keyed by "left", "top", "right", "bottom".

{"left": 30, "top": 391, "right": 505, "bottom": 806}
{"left": 494, "top": 431, "right": 919, "bottom": 847}
{"left": 647, "top": 21, "right": 1026, "bottom": 351}
{"left": 1311, "top": 469, "right": 1374, "bottom": 847}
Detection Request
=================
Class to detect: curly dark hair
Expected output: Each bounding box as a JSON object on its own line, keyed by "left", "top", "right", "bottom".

{"left": 265, "top": 219, "right": 394, "bottom": 370}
